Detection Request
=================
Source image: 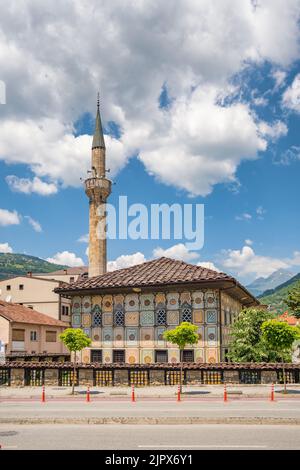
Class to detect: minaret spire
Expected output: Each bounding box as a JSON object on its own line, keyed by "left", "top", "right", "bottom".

{"left": 92, "top": 92, "right": 106, "bottom": 150}
{"left": 85, "top": 92, "right": 112, "bottom": 278}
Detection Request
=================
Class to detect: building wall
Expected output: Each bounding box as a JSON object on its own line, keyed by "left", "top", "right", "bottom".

{"left": 70, "top": 288, "right": 224, "bottom": 364}
{"left": 4, "top": 321, "right": 68, "bottom": 355}
{"left": 0, "top": 315, "right": 10, "bottom": 351}
{"left": 0, "top": 277, "right": 71, "bottom": 323}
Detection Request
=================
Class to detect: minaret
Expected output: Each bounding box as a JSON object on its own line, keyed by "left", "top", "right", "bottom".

{"left": 85, "top": 94, "right": 111, "bottom": 277}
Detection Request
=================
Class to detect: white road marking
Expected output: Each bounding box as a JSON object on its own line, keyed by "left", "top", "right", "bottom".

{"left": 139, "top": 444, "right": 268, "bottom": 448}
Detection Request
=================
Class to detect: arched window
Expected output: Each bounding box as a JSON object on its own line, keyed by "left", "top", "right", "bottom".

{"left": 156, "top": 308, "right": 166, "bottom": 325}
{"left": 114, "top": 309, "right": 125, "bottom": 326}
{"left": 181, "top": 304, "right": 192, "bottom": 322}
{"left": 92, "top": 305, "right": 102, "bottom": 327}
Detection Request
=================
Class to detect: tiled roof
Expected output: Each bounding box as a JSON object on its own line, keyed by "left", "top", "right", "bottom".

{"left": 0, "top": 300, "right": 68, "bottom": 327}
{"left": 279, "top": 312, "right": 300, "bottom": 325}
{"left": 56, "top": 257, "right": 235, "bottom": 292}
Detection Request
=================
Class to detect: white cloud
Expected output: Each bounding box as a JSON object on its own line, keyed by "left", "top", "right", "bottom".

{"left": 0, "top": 1, "right": 299, "bottom": 195}
{"left": 258, "top": 120, "right": 288, "bottom": 141}
{"left": 235, "top": 213, "right": 252, "bottom": 221}
{"left": 283, "top": 73, "right": 300, "bottom": 112}
{"left": 6, "top": 175, "right": 58, "bottom": 196}
{"left": 197, "top": 261, "right": 220, "bottom": 272}
{"left": 245, "top": 239, "right": 253, "bottom": 246}
{"left": 274, "top": 146, "right": 300, "bottom": 165}
{"left": 272, "top": 69, "right": 287, "bottom": 89}
{"left": 153, "top": 243, "right": 199, "bottom": 262}
{"left": 0, "top": 208, "right": 20, "bottom": 226}
{"left": 78, "top": 234, "right": 89, "bottom": 243}
{"left": 24, "top": 216, "right": 42, "bottom": 233}
{"left": 256, "top": 205, "right": 266, "bottom": 219}
{"left": 0, "top": 242, "right": 13, "bottom": 253}
{"left": 46, "top": 251, "right": 84, "bottom": 267}
{"left": 107, "top": 252, "right": 146, "bottom": 271}
{"left": 222, "top": 245, "right": 290, "bottom": 278}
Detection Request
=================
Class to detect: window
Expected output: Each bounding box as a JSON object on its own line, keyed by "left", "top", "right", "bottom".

{"left": 155, "top": 350, "right": 168, "bottom": 363}
{"left": 114, "top": 310, "right": 125, "bottom": 326}
{"left": 156, "top": 308, "right": 166, "bottom": 325}
{"left": 12, "top": 329, "right": 25, "bottom": 341}
{"left": 113, "top": 350, "right": 125, "bottom": 363}
{"left": 91, "top": 350, "right": 102, "bottom": 362}
{"left": 70, "top": 277, "right": 75, "bottom": 283}
{"left": 46, "top": 330, "right": 57, "bottom": 342}
{"left": 28, "top": 305, "right": 33, "bottom": 310}
{"left": 181, "top": 305, "right": 192, "bottom": 322}
{"left": 182, "top": 350, "right": 194, "bottom": 362}
{"left": 92, "top": 307, "right": 102, "bottom": 326}
{"left": 6, "top": 285, "right": 11, "bottom": 291}
{"left": 61, "top": 305, "right": 69, "bottom": 316}
{"left": 30, "top": 331, "right": 37, "bottom": 341}
{"left": 19, "top": 284, "right": 24, "bottom": 290}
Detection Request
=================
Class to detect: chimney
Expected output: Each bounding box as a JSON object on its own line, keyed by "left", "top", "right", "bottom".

{"left": 64, "top": 269, "right": 68, "bottom": 274}
{"left": 27, "top": 271, "right": 32, "bottom": 278}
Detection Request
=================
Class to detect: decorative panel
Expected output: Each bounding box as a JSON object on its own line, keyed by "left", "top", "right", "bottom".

{"left": 125, "top": 294, "right": 139, "bottom": 311}
{"left": 113, "top": 294, "right": 124, "bottom": 306}
{"left": 72, "top": 297, "right": 81, "bottom": 314}
{"left": 102, "top": 327, "right": 113, "bottom": 345}
{"left": 141, "top": 349, "right": 154, "bottom": 364}
{"left": 206, "top": 326, "right": 217, "bottom": 346}
{"left": 195, "top": 348, "right": 204, "bottom": 363}
{"left": 180, "top": 291, "right": 191, "bottom": 304}
{"left": 167, "top": 310, "right": 179, "bottom": 325}
{"left": 193, "top": 309, "right": 204, "bottom": 324}
{"left": 206, "top": 348, "right": 218, "bottom": 363}
{"left": 156, "top": 326, "right": 166, "bottom": 346}
{"left": 102, "top": 295, "right": 113, "bottom": 312}
{"left": 206, "top": 309, "right": 217, "bottom": 324}
{"left": 126, "top": 327, "right": 138, "bottom": 346}
{"left": 126, "top": 349, "right": 139, "bottom": 364}
{"left": 125, "top": 311, "right": 139, "bottom": 326}
{"left": 82, "top": 348, "right": 90, "bottom": 364}
{"left": 91, "top": 327, "right": 101, "bottom": 344}
{"left": 83, "top": 328, "right": 91, "bottom": 338}
{"left": 103, "top": 349, "right": 112, "bottom": 364}
{"left": 192, "top": 291, "right": 204, "bottom": 308}
{"left": 114, "top": 327, "right": 124, "bottom": 347}
{"left": 140, "top": 294, "right": 154, "bottom": 310}
{"left": 82, "top": 296, "right": 91, "bottom": 313}
{"left": 168, "top": 349, "right": 180, "bottom": 363}
{"left": 92, "top": 295, "right": 102, "bottom": 307}
{"left": 140, "top": 310, "right": 155, "bottom": 326}
{"left": 155, "top": 292, "right": 166, "bottom": 305}
{"left": 166, "top": 292, "right": 180, "bottom": 310}
{"left": 140, "top": 327, "right": 154, "bottom": 346}
{"left": 196, "top": 326, "right": 204, "bottom": 347}
{"left": 71, "top": 313, "right": 81, "bottom": 327}
{"left": 91, "top": 305, "right": 102, "bottom": 327}
{"left": 204, "top": 291, "right": 218, "bottom": 308}
{"left": 82, "top": 313, "right": 91, "bottom": 327}
{"left": 102, "top": 313, "right": 113, "bottom": 326}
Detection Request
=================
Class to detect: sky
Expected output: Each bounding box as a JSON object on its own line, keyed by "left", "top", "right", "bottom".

{"left": 0, "top": 0, "right": 300, "bottom": 285}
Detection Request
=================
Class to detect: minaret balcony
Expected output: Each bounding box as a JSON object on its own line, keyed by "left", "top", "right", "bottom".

{"left": 84, "top": 176, "right": 112, "bottom": 200}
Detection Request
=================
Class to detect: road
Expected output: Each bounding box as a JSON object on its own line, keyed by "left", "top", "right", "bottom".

{"left": 1, "top": 399, "right": 300, "bottom": 423}
{"left": 0, "top": 424, "right": 299, "bottom": 450}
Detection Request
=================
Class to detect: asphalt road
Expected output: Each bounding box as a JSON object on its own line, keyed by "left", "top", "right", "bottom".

{"left": 1, "top": 399, "right": 300, "bottom": 422}
{"left": 0, "top": 424, "right": 299, "bottom": 450}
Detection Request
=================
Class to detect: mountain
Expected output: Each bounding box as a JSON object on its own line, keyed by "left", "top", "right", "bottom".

{"left": 246, "top": 269, "right": 294, "bottom": 297}
{"left": 259, "top": 272, "right": 300, "bottom": 313}
{"left": 0, "top": 253, "right": 68, "bottom": 280}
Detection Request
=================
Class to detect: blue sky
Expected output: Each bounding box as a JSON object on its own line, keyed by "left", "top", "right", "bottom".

{"left": 0, "top": 1, "right": 300, "bottom": 285}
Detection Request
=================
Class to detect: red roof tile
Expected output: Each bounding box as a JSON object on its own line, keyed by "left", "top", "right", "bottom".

{"left": 0, "top": 300, "right": 68, "bottom": 327}
{"left": 56, "top": 256, "right": 235, "bottom": 291}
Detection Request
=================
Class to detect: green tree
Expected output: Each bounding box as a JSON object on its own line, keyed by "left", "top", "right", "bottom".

{"left": 163, "top": 322, "right": 198, "bottom": 392}
{"left": 59, "top": 328, "right": 91, "bottom": 394}
{"left": 285, "top": 281, "right": 300, "bottom": 319}
{"left": 261, "top": 319, "right": 300, "bottom": 393}
{"left": 226, "top": 308, "right": 278, "bottom": 362}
